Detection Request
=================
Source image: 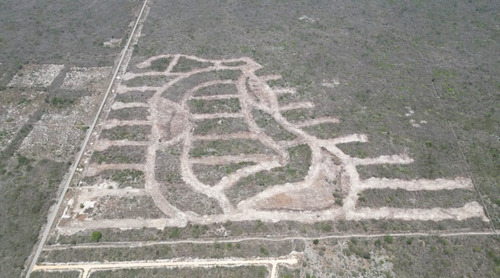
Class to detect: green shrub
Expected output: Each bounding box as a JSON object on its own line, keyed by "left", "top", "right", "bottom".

{"left": 90, "top": 231, "right": 102, "bottom": 242}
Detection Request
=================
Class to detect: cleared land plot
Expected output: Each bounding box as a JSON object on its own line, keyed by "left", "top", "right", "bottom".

{"left": 189, "top": 139, "right": 275, "bottom": 158}
{"left": 82, "top": 169, "right": 145, "bottom": 189}
{"left": 90, "top": 196, "right": 164, "bottom": 220}
{"left": 91, "top": 146, "right": 146, "bottom": 164}
{"left": 123, "top": 75, "right": 174, "bottom": 87}
{"left": 100, "top": 125, "right": 151, "bottom": 141}
{"left": 357, "top": 188, "right": 479, "bottom": 209}
{"left": 188, "top": 98, "right": 241, "bottom": 114}
{"left": 107, "top": 107, "right": 150, "bottom": 121}
{"left": 8, "top": 64, "right": 64, "bottom": 88}
{"left": 61, "top": 66, "right": 111, "bottom": 89}
{"left": 115, "top": 90, "right": 155, "bottom": 103}
{"left": 192, "top": 83, "right": 238, "bottom": 96}
{"left": 193, "top": 117, "right": 249, "bottom": 135}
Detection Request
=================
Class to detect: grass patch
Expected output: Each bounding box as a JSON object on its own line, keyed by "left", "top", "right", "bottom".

{"left": 253, "top": 109, "right": 296, "bottom": 141}
{"left": 107, "top": 107, "right": 149, "bottom": 121}
{"left": 193, "top": 117, "right": 248, "bottom": 135}
{"left": 114, "top": 90, "right": 155, "bottom": 103}
{"left": 156, "top": 144, "right": 222, "bottom": 215}
{"left": 82, "top": 169, "right": 144, "bottom": 188}
{"left": 91, "top": 146, "right": 146, "bottom": 164}
{"left": 188, "top": 98, "right": 241, "bottom": 114}
{"left": 192, "top": 162, "right": 255, "bottom": 186}
{"left": 100, "top": 125, "right": 151, "bottom": 141}
{"left": 171, "top": 56, "right": 212, "bottom": 72}
{"left": 189, "top": 139, "right": 274, "bottom": 157}
{"left": 123, "top": 75, "right": 173, "bottom": 87}
{"left": 149, "top": 57, "right": 172, "bottom": 71}
{"left": 358, "top": 188, "right": 479, "bottom": 209}
{"left": 193, "top": 83, "right": 238, "bottom": 96}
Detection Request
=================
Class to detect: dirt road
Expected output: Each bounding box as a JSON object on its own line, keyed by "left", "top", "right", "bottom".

{"left": 25, "top": 1, "right": 150, "bottom": 277}
{"left": 32, "top": 253, "right": 300, "bottom": 278}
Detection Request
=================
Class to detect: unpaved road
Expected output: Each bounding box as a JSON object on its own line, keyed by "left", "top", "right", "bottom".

{"left": 32, "top": 253, "right": 300, "bottom": 278}
{"left": 43, "top": 230, "right": 498, "bottom": 251}
{"left": 25, "top": 1, "right": 150, "bottom": 277}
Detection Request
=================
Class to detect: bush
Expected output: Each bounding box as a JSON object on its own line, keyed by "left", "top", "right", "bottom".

{"left": 90, "top": 231, "right": 102, "bottom": 242}
{"left": 313, "top": 239, "right": 319, "bottom": 245}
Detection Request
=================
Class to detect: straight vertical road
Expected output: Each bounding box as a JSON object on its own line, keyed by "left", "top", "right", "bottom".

{"left": 26, "top": 0, "right": 149, "bottom": 276}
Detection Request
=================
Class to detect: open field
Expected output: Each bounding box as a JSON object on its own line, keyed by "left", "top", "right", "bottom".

{"left": 0, "top": 0, "right": 497, "bottom": 277}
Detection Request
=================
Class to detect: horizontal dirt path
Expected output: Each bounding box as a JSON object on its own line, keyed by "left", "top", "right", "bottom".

{"left": 33, "top": 254, "right": 300, "bottom": 278}
{"left": 43, "top": 230, "right": 498, "bottom": 251}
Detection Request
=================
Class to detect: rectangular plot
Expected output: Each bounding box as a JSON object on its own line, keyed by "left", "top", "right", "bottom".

{"left": 8, "top": 64, "right": 64, "bottom": 88}
{"left": 123, "top": 75, "right": 174, "bottom": 87}
{"left": 107, "top": 107, "right": 149, "bottom": 121}
{"left": 61, "top": 66, "right": 111, "bottom": 89}
{"left": 188, "top": 98, "right": 241, "bottom": 114}
{"left": 91, "top": 196, "right": 164, "bottom": 219}
{"left": 115, "top": 90, "right": 155, "bottom": 103}
{"left": 193, "top": 83, "right": 238, "bottom": 96}
{"left": 357, "top": 188, "right": 479, "bottom": 209}
{"left": 100, "top": 125, "right": 151, "bottom": 141}
{"left": 189, "top": 139, "right": 274, "bottom": 158}
{"left": 193, "top": 117, "right": 248, "bottom": 135}
{"left": 82, "top": 169, "right": 145, "bottom": 188}
{"left": 91, "top": 146, "right": 146, "bottom": 164}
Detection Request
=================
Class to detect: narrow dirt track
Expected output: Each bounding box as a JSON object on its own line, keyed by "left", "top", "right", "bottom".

{"left": 42, "top": 230, "right": 498, "bottom": 251}
{"left": 33, "top": 253, "right": 300, "bottom": 278}
{"left": 25, "top": 1, "right": 151, "bottom": 277}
